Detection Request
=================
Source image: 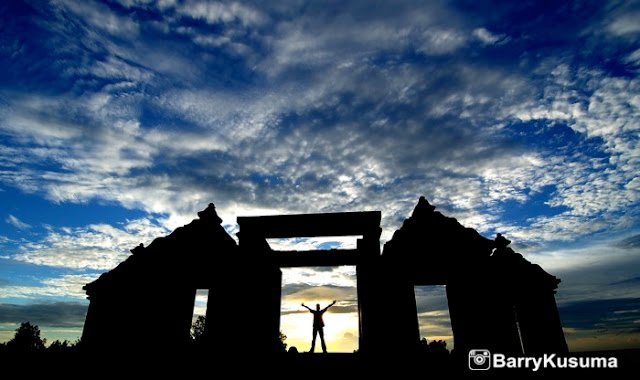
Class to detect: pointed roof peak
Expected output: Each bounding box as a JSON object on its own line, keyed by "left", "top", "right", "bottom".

{"left": 411, "top": 196, "right": 436, "bottom": 218}
{"left": 198, "top": 203, "right": 223, "bottom": 224}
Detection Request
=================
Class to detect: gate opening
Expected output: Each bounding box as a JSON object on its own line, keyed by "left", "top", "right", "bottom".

{"left": 414, "top": 285, "right": 454, "bottom": 349}
{"left": 280, "top": 266, "right": 359, "bottom": 353}
{"left": 192, "top": 289, "right": 209, "bottom": 325}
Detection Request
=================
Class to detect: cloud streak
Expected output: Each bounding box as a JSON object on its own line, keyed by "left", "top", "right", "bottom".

{"left": 6, "top": 215, "right": 31, "bottom": 230}
{"left": 8, "top": 218, "right": 169, "bottom": 270}
{"left": 0, "top": 302, "right": 87, "bottom": 328}
{"left": 0, "top": 274, "right": 98, "bottom": 300}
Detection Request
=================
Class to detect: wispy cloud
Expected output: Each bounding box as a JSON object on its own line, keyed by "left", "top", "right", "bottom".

{"left": 606, "top": 12, "right": 640, "bottom": 36}
{"left": 0, "top": 274, "right": 98, "bottom": 300}
{"left": 5, "top": 215, "right": 31, "bottom": 230}
{"left": 559, "top": 298, "right": 640, "bottom": 331}
{"left": 8, "top": 218, "right": 168, "bottom": 270}
{"left": 0, "top": 302, "right": 87, "bottom": 327}
{"left": 176, "top": 0, "right": 266, "bottom": 27}
{"left": 472, "top": 27, "right": 507, "bottom": 45}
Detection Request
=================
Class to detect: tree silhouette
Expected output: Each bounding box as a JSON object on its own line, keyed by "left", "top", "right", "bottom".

{"left": 6, "top": 322, "right": 46, "bottom": 352}
{"left": 428, "top": 339, "right": 448, "bottom": 354}
{"left": 191, "top": 315, "right": 206, "bottom": 343}
{"left": 419, "top": 338, "right": 450, "bottom": 357}
{"left": 48, "top": 339, "right": 71, "bottom": 353}
{"left": 71, "top": 338, "right": 83, "bottom": 350}
{"left": 279, "top": 331, "right": 287, "bottom": 352}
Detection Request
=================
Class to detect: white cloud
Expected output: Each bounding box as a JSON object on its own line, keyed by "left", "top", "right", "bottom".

{"left": 1, "top": 104, "right": 82, "bottom": 144}
{"left": 472, "top": 27, "right": 505, "bottom": 45}
{"left": 624, "top": 48, "right": 640, "bottom": 67}
{"left": 522, "top": 243, "right": 640, "bottom": 305}
{"left": 488, "top": 67, "right": 640, "bottom": 244}
{"left": 9, "top": 218, "right": 169, "bottom": 270}
{"left": 0, "top": 274, "right": 97, "bottom": 300}
{"left": 282, "top": 267, "right": 357, "bottom": 290}
{"left": 607, "top": 12, "right": 640, "bottom": 36}
{"left": 86, "top": 56, "right": 153, "bottom": 82}
{"left": 266, "top": 236, "right": 359, "bottom": 251}
{"left": 1, "top": 56, "right": 635, "bottom": 254}
{"left": 177, "top": 1, "right": 265, "bottom": 26}
{"left": 418, "top": 28, "right": 467, "bottom": 55}
{"left": 59, "top": 0, "right": 139, "bottom": 36}
{"left": 5, "top": 215, "right": 31, "bottom": 230}
{"left": 256, "top": 1, "right": 466, "bottom": 76}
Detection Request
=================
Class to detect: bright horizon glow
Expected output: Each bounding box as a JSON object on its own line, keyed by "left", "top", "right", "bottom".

{"left": 280, "top": 267, "right": 359, "bottom": 353}
{"left": 280, "top": 310, "right": 359, "bottom": 353}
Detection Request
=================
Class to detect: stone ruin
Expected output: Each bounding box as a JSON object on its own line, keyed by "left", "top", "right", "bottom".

{"left": 82, "top": 197, "right": 567, "bottom": 358}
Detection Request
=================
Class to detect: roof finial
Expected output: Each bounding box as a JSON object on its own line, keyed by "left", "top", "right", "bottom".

{"left": 412, "top": 196, "right": 436, "bottom": 218}
{"left": 198, "top": 203, "right": 223, "bottom": 224}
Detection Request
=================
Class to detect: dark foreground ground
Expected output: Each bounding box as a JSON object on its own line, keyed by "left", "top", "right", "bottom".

{"left": 1, "top": 349, "right": 637, "bottom": 377}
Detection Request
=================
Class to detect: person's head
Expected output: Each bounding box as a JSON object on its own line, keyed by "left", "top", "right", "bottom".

{"left": 316, "top": 304, "right": 320, "bottom": 310}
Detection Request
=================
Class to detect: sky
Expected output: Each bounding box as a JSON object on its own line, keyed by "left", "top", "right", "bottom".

{"left": 0, "top": 0, "right": 639, "bottom": 352}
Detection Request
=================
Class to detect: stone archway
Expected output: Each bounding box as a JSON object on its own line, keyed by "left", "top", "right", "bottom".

{"left": 235, "top": 211, "right": 382, "bottom": 353}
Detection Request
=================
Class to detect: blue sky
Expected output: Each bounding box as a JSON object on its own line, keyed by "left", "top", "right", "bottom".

{"left": 0, "top": 0, "right": 639, "bottom": 350}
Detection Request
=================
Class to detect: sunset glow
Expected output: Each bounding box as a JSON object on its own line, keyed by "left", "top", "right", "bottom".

{"left": 280, "top": 267, "right": 359, "bottom": 353}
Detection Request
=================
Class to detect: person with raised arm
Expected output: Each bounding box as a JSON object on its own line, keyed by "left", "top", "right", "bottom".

{"left": 302, "top": 300, "right": 336, "bottom": 353}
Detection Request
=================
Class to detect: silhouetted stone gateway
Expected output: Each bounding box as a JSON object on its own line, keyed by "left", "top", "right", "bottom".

{"left": 82, "top": 197, "right": 567, "bottom": 358}
{"left": 380, "top": 197, "right": 568, "bottom": 357}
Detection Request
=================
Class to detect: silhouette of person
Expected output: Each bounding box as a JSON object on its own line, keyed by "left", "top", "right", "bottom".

{"left": 302, "top": 300, "right": 336, "bottom": 353}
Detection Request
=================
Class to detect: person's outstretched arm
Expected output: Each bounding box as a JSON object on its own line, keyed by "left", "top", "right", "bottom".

{"left": 322, "top": 300, "right": 337, "bottom": 312}
{"left": 302, "top": 303, "right": 312, "bottom": 311}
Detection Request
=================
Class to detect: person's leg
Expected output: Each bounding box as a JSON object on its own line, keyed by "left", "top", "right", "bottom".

{"left": 310, "top": 327, "right": 317, "bottom": 353}
{"left": 319, "top": 327, "right": 327, "bottom": 353}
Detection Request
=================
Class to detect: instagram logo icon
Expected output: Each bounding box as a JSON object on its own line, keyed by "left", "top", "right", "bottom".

{"left": 469, "top": 349, "right": 491, "bottom": 370}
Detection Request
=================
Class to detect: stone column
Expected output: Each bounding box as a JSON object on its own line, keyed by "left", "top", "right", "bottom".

{"left": 516, "top": 289, "right": 568, "bottom": 354}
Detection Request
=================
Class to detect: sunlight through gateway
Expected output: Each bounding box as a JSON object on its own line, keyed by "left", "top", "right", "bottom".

{"left": 280, "top": 267, "right": 359, "bottom": 353}
{"left": 235, "top": 210, "right": 381, "bottom": 353}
